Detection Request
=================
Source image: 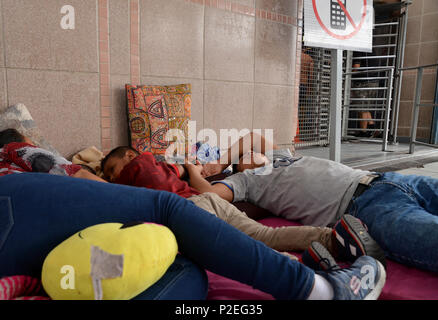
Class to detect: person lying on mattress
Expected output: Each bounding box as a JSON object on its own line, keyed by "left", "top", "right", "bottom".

{"left": 0, "top": 128, "right": 106, "bottom": 183}
{"left": 0, "top": 130, "right": 386, "bottom": 300}
{"left": 187, "top": 132, "right": 438, "bottom": 274}
{"left": 101, "top": 134, "right": 385, "bottom": 272}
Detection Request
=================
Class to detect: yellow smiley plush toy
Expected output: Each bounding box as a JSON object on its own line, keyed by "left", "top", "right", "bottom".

{"left": 41, "top": 222, "right": 178, "bottom": 300}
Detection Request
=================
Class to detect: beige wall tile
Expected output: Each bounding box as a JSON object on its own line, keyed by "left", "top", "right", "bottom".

{"left": 234, "top": 0, "right": 255, "bottom": 6}
{"left": 417, "top": 127, "right": 431, "bottom": 140}
{"left": 6, "top": 69, "right": 100, "bottom": 157}
{"left": 419, "top": 42, "right": 438, "bottom": 66}
{"left": 141, "top": 76, "right": 204, "bottom": 132}
{"left": 418, "top": 105, "right": 434, "bottom": 127}
{"left": 109, "top": 0, "right": 131, "bottom": 76}
{"left": 0, "top": 68, "right": 7, "bottom": 111}
{"left": 423, "top": 0, "right": 438, "bottom": 14}
{"left": 140, "top": 0, "right": 204, "bottom": 79}
{"left": 111, "top": 75, "right": 130, "bottom": 148}
{"left": 0, "top": 6, "right": 4, "bottom": 68}
{"left": 400, "top": 73, "right": 417, "bottom": 101}
{"left": 403, "top": 44, "right": 420, "bottom": 68}
{"left": 253, "top": 84, "right": 294, "bottom": 144}
{"left": 255, "top": 19, "right": 296, "bottom": 85}
{"left": 397, "top": 101, "right": 414, "bottom": 128}
{"left": 256, "top": 0, "right": 297, "bottom": 17}
{"left": 421, "top": 72, "right": 437, "bottom": 101}
{"left": 203, "top": 80, "right": 254, "bottom": 142}
{"left": 0, "top": 0, "right": 303, "bottom": 156}
{"left": 397, "top": 126, "right": 410, "bottom": 137}
{"left": 406, "top": 16, "right": 422, "bottom": 44}
{"left": 421, "top": 13, "right": 438, "bottom": 42}
{"left": 3, "top": 0, "right": 98, "bottom": 72}
{"left": 408, "top": 0, "right": 423, "bottom": 17}
{"left": 205, "top": 7, "right": 255, "bottom": 82}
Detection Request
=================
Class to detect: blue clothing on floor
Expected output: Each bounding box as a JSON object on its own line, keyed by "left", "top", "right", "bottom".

{"left": 0, "top": 173, "right": 314, "bottom": 300}
{"left": 349, "top": 172, "right": 438, "bottom": 272}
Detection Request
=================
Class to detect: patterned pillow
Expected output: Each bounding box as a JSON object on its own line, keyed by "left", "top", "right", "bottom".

{"left": 0, "top": 103, "right": 61, "bottom": 156}
{"left": 126, "top": 84, "right": 191, "bottom": 155}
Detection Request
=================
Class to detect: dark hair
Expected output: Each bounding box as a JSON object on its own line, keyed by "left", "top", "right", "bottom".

{"left": 101, "top": 146, "right": 139, "bottom": 171}
{"left": 0, "top": 129, "right": 26, "bottom": 148}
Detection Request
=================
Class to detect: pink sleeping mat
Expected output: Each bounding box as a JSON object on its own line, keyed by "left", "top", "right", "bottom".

{"left": 206, "top": 217, "right": 438, "bottom": 300}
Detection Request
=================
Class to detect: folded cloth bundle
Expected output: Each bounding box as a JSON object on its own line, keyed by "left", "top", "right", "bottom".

{"left": 72, "top": 146, "right": 105, "bottom": 177}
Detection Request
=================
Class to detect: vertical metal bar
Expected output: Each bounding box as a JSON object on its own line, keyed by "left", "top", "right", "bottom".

{"left": 382, "top": 68, "right": 394, "bottom": 151}
{"left": 392, "top": 5, "right": 409, "bottom": 144}
{"left": 330, "top": 49, "right": 343, "bottom": 162}
{"left": 409, "top": 68, "right": 424, "bottom": 154}
{"left": 430, "top": 65, "right": 438, "bottom": 144}
{"left": 342, "top": 50, "right": 353, "bottom": 137}
{"left": 389, "top": 18, "right": 398, "bottom": 135}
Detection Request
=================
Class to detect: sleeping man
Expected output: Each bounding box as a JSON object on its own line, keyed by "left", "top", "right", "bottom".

{"left": 101, "top": 133, "right": 385, "bottom": 271}
{"left": 185, "top": 133, "right": 438, "bottom": 274}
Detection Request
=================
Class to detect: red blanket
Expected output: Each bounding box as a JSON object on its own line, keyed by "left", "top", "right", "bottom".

{"left": 0, "top": 276, "right": 49, "bottom": 300}
{"left": 207, "top": 217, "right": 438, "bottom": 300}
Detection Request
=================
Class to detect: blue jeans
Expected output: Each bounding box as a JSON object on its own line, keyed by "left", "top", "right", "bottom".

{"left": 348, "top": 172, "right": 438, "bottom": 272}
{"left": 0, "top": 173, "right": 314, "bottom": 300}
{"left": 133, "top": 255, "right": 208, "bottom": 300}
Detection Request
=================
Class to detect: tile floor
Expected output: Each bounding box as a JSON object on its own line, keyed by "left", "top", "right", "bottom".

{"left": 397, "top": 161, "right": 438, "bottom": 179}
{"left": 297, "top": 140, "right": 438, "bottom": 178}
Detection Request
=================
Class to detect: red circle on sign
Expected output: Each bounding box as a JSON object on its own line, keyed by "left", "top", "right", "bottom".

{"left": 312, "top": 0, "right": 367, "bottom": 40}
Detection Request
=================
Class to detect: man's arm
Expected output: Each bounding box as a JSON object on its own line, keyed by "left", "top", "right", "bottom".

{"left": 202, "top": 132, "right": 278, "bottom": 177}
{"left": 185, "top": 161, "right": 234, "bottom": 202}
{"left": 222, "top": 132, "right": 278, "bottom": 168}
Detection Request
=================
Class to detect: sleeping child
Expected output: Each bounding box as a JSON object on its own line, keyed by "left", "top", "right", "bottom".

{"left": 0, "top": 128, "right": 106, "bottom": 183}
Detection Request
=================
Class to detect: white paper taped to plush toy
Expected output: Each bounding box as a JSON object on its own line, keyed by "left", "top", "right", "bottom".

{"left": 90, "top": 246, "right": 124, "bottom": 300}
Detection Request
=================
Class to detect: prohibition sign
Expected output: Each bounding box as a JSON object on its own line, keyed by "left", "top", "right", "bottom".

{"left": 312, "top": 0, "right": 367, "bottom": 40}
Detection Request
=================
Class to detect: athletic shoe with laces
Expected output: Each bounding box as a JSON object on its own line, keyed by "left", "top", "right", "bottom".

{"left": 333, "top": 214, "right": 387, "bottom": 268}
{"left": 317, "top": 255, "right": 386, "bottom": 300}
{"left": 301, "top": 242, "right": 341, "bottom": 271}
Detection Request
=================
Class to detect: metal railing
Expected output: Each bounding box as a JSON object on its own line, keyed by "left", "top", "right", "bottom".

{"left": 342, "top": 67, "right": 395, "bottom": 151}
{"left": 399, "top": 63, "right": 438, "bottom": 154}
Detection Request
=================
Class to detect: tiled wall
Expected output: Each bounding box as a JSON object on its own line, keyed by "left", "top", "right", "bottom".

{"left": 398, "top": 0, "right": 438, "bottom": 141}
{"left": 0, "top": 0, "right": 302, "bottom": 157}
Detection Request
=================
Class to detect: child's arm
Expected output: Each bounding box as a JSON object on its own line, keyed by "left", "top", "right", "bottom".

{"left": 73, "top": 169, "right": 108, "bottom": 183}
{"left": 185, "top": 161, "right": 234, "bottom": 202}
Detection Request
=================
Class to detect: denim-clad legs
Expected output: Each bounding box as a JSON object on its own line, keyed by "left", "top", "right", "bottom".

{"left": 132, "top": 255, "right": 209, "bottom": 300}
{"left": 349, "top": 172, "right": 438, "bottom": 272}
{"left": 0, "top": 173, "right": 315, "bottom": 300}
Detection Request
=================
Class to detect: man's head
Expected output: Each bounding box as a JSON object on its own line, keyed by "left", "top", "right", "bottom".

{"left": 234, "top": 151, "right": 270, "bottom": 173}
{"left": 0, "top": 128, "right": 33, "bottom": 148}
{"left": 101, "top": 146, "right": 139, "bottom": 182}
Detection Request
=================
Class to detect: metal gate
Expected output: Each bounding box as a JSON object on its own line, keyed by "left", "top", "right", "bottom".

{"left": 342, "top": 19, "right": 400, "bottom": 145}
{"left": 295, "top": 1, "right": 410, "bottom": 151}
{"left": 295, "top": 46, "right": 331, "bottom": 148}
